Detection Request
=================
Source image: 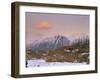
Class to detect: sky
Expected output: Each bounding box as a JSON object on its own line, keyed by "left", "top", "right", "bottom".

{"left": 26, "top": 12, "right": 89, "bottom": 45}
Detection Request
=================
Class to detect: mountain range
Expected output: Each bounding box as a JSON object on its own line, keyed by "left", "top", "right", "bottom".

{"left": 26, "top": 35, "right": 70, "bottom": 51}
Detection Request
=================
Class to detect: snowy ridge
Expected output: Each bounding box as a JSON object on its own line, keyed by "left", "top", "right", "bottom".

{"left": 27, "top": 35, "right": 70, "bottom": 51}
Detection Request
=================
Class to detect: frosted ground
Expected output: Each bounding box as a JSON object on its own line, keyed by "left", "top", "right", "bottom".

{"left": 27, "top": 59, "right": 87, "bottom": 67}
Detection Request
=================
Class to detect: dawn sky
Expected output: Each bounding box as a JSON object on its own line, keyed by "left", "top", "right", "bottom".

{"left": 26, "top": 12, "right": 89, "bottom": 45}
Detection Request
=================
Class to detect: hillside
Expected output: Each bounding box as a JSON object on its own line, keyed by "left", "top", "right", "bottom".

{"left": 26, "top": 35, "right": 89, "bottom": 64}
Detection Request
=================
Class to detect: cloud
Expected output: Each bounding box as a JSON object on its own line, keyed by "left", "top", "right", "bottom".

{"left": 35, "top": 21, "right": 51, "bottom": 30}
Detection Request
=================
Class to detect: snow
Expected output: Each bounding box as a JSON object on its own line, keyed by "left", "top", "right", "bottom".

{"left": 81, "top": 53, "right": 89, "bottom": 55}
{"left": 26, "top": 59, "right": 87, "bottom": 67}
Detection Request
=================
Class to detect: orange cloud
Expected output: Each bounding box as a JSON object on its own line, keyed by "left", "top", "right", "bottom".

{"left": 36, "top": 21, "right": 51, "bottom": 29}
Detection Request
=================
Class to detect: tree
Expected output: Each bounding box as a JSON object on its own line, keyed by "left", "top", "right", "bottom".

{"left": 72, "top": 37, "right": 89, "bottom": 53}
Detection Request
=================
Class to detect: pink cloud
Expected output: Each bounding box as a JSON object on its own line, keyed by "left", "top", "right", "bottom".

{"left": 35, "top": 21, "right": 51, "bottom": 29}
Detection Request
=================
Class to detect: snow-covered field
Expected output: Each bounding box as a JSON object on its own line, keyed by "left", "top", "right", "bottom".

{"left": 26, "top": 59, "right": 87, "bottom": 67}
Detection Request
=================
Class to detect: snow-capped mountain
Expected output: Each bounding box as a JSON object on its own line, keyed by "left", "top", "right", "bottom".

{"left": 27, "top": 35, "right": 70, "bottom": 51}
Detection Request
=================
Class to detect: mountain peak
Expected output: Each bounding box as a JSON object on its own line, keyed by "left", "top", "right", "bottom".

{"left": 27, "top": 35, "right": 70, "bottom": 51}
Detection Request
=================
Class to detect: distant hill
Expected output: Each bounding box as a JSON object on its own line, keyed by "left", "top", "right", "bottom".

{"left": 26, "top": 35, "right": 70, "bottom": 51}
